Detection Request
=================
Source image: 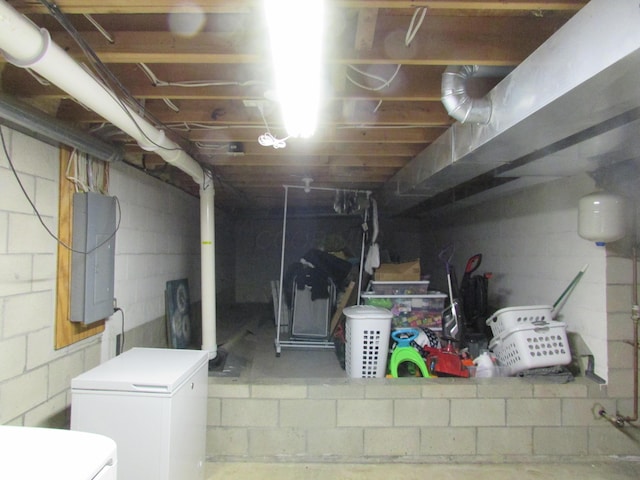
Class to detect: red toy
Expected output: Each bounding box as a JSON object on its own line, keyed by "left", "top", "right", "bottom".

{"left": 421, "top": 341, "right": 471, "bottom": 378}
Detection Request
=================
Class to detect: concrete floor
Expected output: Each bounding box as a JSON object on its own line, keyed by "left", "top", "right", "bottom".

{"left": 211, "top": 303, "right": 346, "bottom": 379}
{"left": 206, "top": 460, "right": 640, "bottom": 479}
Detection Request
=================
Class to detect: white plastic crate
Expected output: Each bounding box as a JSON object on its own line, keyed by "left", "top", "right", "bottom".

{"left": 486, "top": 305, "right": 554, "bottom": 338}
{"left": 488, "top": 321, "right": 571, "bottom": 374}
{"left": 344, "top": 305, "right": 393, "bottom": 378}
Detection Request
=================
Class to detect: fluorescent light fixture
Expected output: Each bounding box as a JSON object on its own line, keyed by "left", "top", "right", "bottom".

{"left": 264, "top": 0, "right": 324, "bottom": 138}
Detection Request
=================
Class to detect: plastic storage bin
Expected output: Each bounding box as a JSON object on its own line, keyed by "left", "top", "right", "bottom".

{"left": 488, "top": 320, "right": 571, "bottom": 374}
{"left": 361, "top": 281, "right": 446, "bottom": 330}
{"left": 368, "top": 281, "right": 430, "bottom": 295}
{"left": 344, "top": 305, "right": 393, "bottom": 378}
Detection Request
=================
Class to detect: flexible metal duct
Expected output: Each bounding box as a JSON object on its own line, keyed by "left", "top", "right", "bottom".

{"left": 441, "top": 65, "right": 492, "bottom": 124}
{"left": 0, "top": 0, "right": 218, "bottom": 362}
{"left": 383, "top": 0, "right": 640, "bottom": 217}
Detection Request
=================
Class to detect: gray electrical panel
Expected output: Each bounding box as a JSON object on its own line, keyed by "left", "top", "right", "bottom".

{"left": 70, "top": 192, "right": 116, "bottom": 324}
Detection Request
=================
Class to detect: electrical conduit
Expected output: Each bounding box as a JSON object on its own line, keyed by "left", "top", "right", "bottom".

{"left": 0, "top": 0, "right": 218, "bottom": 361}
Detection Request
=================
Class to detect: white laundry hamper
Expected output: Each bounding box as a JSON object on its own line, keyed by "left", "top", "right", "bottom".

{"left": 487, "top": 305, "right": 571, "bottom": 374}
{"left": 344, "top": 305, "right": 393, "bottom": 378}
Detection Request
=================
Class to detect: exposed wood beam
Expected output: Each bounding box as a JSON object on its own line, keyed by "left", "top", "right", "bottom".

{"left": 3, "top": 63, "right": 499, "bottom": 101}
{"left": 185, "top": 126, "right": 446, "bottom": 143}
{"left": 41, "top": 15, "right": 565, "bottom": 65}
{"left": 56, "top": 99, "right": 452, "bottom": 126}
{"left": 12, "top": 0, "right": 587, "bottom": 15}
{"left": 355, "top": 8, "right": 379, "bottom": 51}
{"left": 204, "top": 142, "right": 424, "bottom": 156}
{"left": 192, "top": 154, "right": 413, "bottom": 167}
{"left": 137, "top": 140, "right": 424, "bottom": 157}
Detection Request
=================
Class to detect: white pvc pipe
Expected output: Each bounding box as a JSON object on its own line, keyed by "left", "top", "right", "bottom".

{"left": 0, "top": 0, "right": 218, "bottom": 359}
{"left": 200, "top": 182, "right": 217, "bottom": 358}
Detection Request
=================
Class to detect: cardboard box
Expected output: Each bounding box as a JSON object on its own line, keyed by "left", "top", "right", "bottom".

{"left": 374, "top": 259, "right": 420, "bottom": 281}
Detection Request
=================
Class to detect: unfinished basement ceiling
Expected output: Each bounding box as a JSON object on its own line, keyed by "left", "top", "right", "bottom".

{"left": 0, "top": 0, "right": 591, "bottom": 215}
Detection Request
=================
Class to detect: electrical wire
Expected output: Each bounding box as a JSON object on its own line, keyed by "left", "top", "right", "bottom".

{"left": 200, "top": 163, "right": 247, "bottom": 200}
{"left": 138, "top": 63, "right": 265, "bottom": 89}
{"left": 258, "top": 132, "right": 288, "bottom": 149}
{"left": 255, "top": 103, "right": 289, "bottom": 149}
{"left": 0, "top": 127, "right": 122, "bottom": 255}
{"left": 337, "top": 124, "right": 430, "bottom": 129}
{"left": 138, "top": 62, "right": 268, "bottom": 114}
{"left": 65, "top": 150, "right": 90, "bottom": 193}
{"left": 346, "top": 64, "right": 402, "bottom": 92}
{"left": 162, "top": 98, "right": 181, "bottom": 112}
{"left": 165, "top": 123, "right": 266, "bottom": 132}
{"left": 114, "top": 307, "right": 125, "bottom": 354}
{"left": 346, "top": 7, "right": 427, "bottom": 95}
{"left": 405, "top": 7, "right": 427, "bottom": 46}
{"left": 194, "top": 141, "right": 229, "bottom": 150}
{"left": 37, "top": 0, "right": 190, "bottom": 154}
{"left": 83, "top": 14, "right": 114, "bottom": 44}
{"left": 65, "top": 149, "right": 109, "bottom": 194}
{"left": 25, "top": 68, "right": 50, "bottom": 86}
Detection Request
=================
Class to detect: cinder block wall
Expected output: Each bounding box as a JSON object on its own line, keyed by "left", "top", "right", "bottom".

{"left": 0, "top": 127, "right": 204, "bottom": 426}
{"left": 206, "top": 377, "right": 638, "bottom": 463}
{"left": 104, "top": 163, "right": 201, "bottom": 357}
{"left": 0, "top": 127, "right": 101, "bottom": 427}
{"left": 206, "top": 171, "right": 640, "bottom": 463}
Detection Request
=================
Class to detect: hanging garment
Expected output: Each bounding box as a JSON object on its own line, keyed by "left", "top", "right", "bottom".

{"left": 364, "top": 198, "right": 380, "bottom": 274}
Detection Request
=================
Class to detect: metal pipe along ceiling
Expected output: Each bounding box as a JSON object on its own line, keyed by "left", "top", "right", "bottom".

{"left": 0, "top": 0, "right": 218, "bottom": 361}
{"left": 0, "top": 93, "right": 123, "bottom": 163}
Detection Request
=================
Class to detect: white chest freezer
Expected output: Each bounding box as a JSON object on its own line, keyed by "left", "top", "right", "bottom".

{"left": 0, "top": 426, "right": 117, "bottom": 480}
{"left": 71, "top": 348, "right": 209, "bottom": 480}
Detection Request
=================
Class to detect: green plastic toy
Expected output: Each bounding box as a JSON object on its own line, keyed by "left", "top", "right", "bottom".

{"left": 389, "top": 328, "right": 431, "bottom": 378}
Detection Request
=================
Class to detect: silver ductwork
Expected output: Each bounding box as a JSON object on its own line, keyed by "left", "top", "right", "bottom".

{"left": 383, "top": 0, "right": 640, "bottom": 214}
{"left": 441, "top": 65, "right": 492, "bottom": 124}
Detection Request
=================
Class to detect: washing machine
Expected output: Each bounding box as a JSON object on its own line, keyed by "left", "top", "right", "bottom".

{"left": 0, "top": 425, "right": 117, "bottom": 479}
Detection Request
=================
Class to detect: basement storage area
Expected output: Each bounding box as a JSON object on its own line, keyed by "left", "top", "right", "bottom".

{"left": 1, "top": 0, "right": 640, "bottom": 474}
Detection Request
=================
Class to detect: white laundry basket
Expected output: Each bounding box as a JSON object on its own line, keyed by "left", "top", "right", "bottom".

{"left": 344, "top": 305, "right": 393, "bottom": 378}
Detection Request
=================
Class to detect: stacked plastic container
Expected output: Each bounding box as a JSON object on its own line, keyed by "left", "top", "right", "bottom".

{"left": 361, "top": 281, "right": 446, "bottom": 330}
{"left": 344, "top": 305, "right": 393, "bottom": 378}
{"left": 486, "top": 305, "right": 571, "bottom": 374}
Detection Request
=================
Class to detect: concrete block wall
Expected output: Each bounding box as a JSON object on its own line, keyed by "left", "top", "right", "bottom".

{"left": 0, "top": 127, "right": 208, "bottom": 425}
{"left": 419, "top": 174, "right": 611, "bottom": 381}
{"left": 0, "top": 127, "right": 101, "bottom": 427}
{"left": 103, "top": 163, "right": 201, "bottom": 357}
{"left": 234, "top": 215, "right": 421, "bottom": 303}
{"left": 604, "top": 253, "right": 638, "bottom": 406}
{"left": 206, "top": 377, "right": 639, "bottom": 463}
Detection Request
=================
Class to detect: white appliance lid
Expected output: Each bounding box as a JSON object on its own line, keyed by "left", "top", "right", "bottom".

{"left": 0, "top": 426, "right": 116, "bottom": 480}
{"left": 71, "top": 347, "right": 209, "bottom": 393}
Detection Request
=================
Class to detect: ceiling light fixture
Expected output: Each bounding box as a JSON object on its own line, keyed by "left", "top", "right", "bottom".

{"left": 264, "top": 0, "right": 325, "bottom": 139}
